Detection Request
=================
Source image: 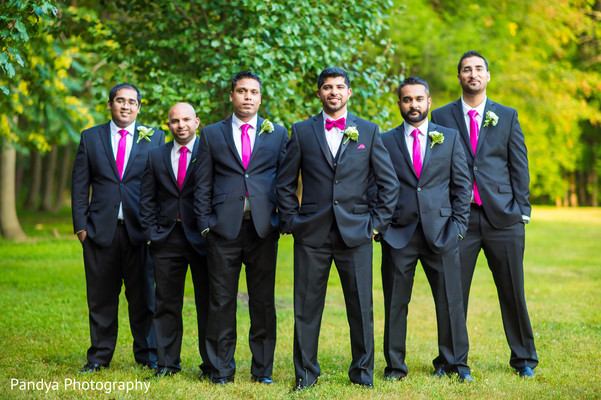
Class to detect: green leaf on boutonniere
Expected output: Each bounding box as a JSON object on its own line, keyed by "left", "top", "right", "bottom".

{"left": 483, "top": 111, "right": 499, "bottom": 127}
{"left": 136, "top": 126, "right": 154, "bottom": 143}
{"left": 342, "top": 126, "right": 359, "bottom": 144}
{"left": 429, "top": 131, "right": 444, "bottom": 148}
{"left": 258, "top": 119, "right": 274, "bottom": 136}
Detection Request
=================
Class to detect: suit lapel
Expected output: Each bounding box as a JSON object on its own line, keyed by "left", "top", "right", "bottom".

{"left": 247, "top": 116, "right": 264, "bottom": 167}
{"left": 122, "top": 123, "right": 142, "bottom": 180}
{"left": 220, "top": 117, "right": 244, "bottom": 169}
{"left": 421, "top": 124, "right": 435, "bottom": 173}
{"left": 161, "top": 141, "right": 178, "bottom": 189}
{"left": 337, "top": 113, "right": 355, "bottom": 159}
{"left": 476, "top": 99, "right": 495, "bottom": 156}
{"left": 311, "top": 113, "right": 334, "bottom": 168}
{"left": 451, "top": 100, "right": 473, "bottom": 160}
{"left": 99, "top": 122, "right": 120, "bottom": 179}
{"left": 394, "top": 123, "right": 418, "bottom": 179}
{"left": 181, "top": 136, "right": 199, "bottom": 189}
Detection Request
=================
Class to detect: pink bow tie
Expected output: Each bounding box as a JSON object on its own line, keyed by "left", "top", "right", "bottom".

{"left": 325, "top": 117, "right": 345, "bottom": 131}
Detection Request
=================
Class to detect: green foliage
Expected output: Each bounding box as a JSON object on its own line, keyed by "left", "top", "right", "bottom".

{"left": 1, "top": 208, "right": 600, "bottom": 398}
{"left": 95, "top": 0, "right": 398, "bottom": 129}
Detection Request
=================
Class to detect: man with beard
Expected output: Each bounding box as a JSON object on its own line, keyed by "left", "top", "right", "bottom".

{"left": 379, "top": 77, "right": 473, "bottom": 381}
{"left": 276, "top": 67, "right": 399, "bottom": 390}
{"left": 431, "top": 51, "right": 538, "bottom": 377}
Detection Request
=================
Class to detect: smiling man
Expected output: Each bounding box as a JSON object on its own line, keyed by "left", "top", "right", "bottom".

{"left": 276, "top": 67, "right": 399, "bottom": 390}
{"left": 71, "top": 83, "right": 165, "bottom": 373}
{"left": 195, "top": 71, "right": 288, "bottom": 385}
{"left": 139, "top": 103, "right": 214, "bottom": 378}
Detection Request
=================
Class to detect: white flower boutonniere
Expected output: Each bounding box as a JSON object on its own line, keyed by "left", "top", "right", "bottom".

{"left": 342, "top": 126, "right": 359, "bottom": 144}
{"left": 136, "top": 126, "right": 154, "bottom": 143}
{"left": 258, "top": 119, "right": 274, "bottom": 136}
{"left": 429, "top": 131, "right": 444, "bottom": 148}
{"left": 483, "top": 111, "right": 499, "bottom": 127}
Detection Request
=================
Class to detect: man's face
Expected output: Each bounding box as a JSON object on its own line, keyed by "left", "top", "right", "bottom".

{"left": 316, "top": 76, "right": 352, "bottom": 116}
{"left": 398, "top": 84, "right": 431, "bottom": 125}
{"left": 168, "top": 103, "right": 199, "bottom": 146}
{"left": 230, "top": 78, "right": 261, "bottom": 121}
{"left": 458, "top": 56, "right": 490, "bottom": 95}
{"left": 107, "top": 88, "right": 140, "bottom": 128}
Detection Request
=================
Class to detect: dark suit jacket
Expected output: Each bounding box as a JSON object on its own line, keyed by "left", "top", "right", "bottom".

{"left": 139, "top": 138, "right": 205, "bottom": 255}
{"left": 71, "top": 121, "right": 165, "bottom": 247}
{"left": 195, "top": 116, "right": 288, "bottom": 240}
{"left": 276, "top": 112, "right": 399, "bottom": 248}
{"left": 431, "top": 99, "right": 530, "bottom": 228}
{"left": 381, "top": 122, "right": 471, "bottom": 252}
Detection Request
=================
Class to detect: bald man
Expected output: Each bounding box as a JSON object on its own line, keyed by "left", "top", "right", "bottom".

{"left": 140, "top": 103, "right": 214, "bottom": 378}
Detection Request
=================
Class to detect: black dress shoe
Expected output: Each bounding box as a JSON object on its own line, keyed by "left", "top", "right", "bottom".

{"left": 458, "top": 372, "right": 474, "bottom": 382}
{"left": 517, "top": 366, "right": 534, "bottom": 377}
{"left": 432, "top": 365, "right": 446, "bottom": 377}
{"left": 351, "top": 380, "right": 374, "bottom": 388}
{"left": 384, "top": 374, "right": 405, "bottom": 382}
{"left": 79, "top": 361, "right": 109, "bottom": 373}
{"left": 138, "top": 360, "right": 158, "bottom": 371}
{"left": 211, "top": 375, "right": 234, "bottom": 385}
{"left": 154, "top": 368, "right": 178, "bottom": 378}
{"left": 252, "top": 375, "right": 273, "bottom": 384}
{"left": 293, "top": 381, "right": 316, "bottom": 391}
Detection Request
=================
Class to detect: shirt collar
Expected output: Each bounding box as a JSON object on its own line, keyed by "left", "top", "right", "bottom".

{"left": 461, "top": 96, "right": 487, "bottom": 118}
{"left": 110, "top": 120, "right": 136, "bottom": 135}
{"left": 232, "top": 114, "right": 258, "bottom": 131}
{"left": 174, "top": 135, "right": 196, "bottom": 154}
{"left": 404, "top": 119, "right": 429, "bottom": 137}
{"left": 322, "top": 110, "right": 348, "bottom": 124}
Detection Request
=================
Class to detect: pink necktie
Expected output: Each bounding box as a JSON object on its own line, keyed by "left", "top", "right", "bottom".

{"left": 177, "top": 147, "right": 188, "bottom": 190}
{"left": 411, "top": 129, "right": 422, "bottom": 179}
{"left": 241, "top": 124, "right": 251, "bottom": 169}
{"left": 468, "top": 110, "right": 482, "bottom": 205}
{"left": 325, "top": 117, "right": 345, "bottom": 131}
{"left": 116, "top": 129, "right": 128, "bottom": 179}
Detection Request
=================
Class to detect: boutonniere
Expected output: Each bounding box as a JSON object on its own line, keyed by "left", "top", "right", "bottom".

{"left": 429, "top": 131, "right": 444, "bottom": 148}
{"left": 136, "top": 126, "right": 154, "bottom": 143}
{"left": 342, "top": 126, "right": 359, "bottom": 144}
{"left": 258, "top": 119, "right": 274, "bottom": 136}
{"left": 191, "top": 158, "right": 197, "bottom": 163}
{"left": 483, "top": 111, "right": 499, "bottom": 127}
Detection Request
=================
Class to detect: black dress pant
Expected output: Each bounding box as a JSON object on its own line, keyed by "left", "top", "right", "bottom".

{"left": 205, "top": 219, "right": 278, "bottom": 378}
{"left": 82, "top": 223, "right": 156, "bottom": 365}
{"left": 381, "top": 223, "right": 470, "bottom": 378}
{"left": 152, "top": 222, "right": 212, "bottom": 374}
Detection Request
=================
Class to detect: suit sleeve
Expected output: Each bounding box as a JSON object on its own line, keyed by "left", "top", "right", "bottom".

{"left": 368, "top": 126, "right": 400, "bottom": 232}
{"left": 139, "top": 155, "right": 158, "bottom": 241}
{"left": 449, "top": 131, "right": 471, "bottom": 236}
{"left": 275, "top": 125, "right": 301, "bottom": 233}
{"left": 71, "top": 132, "right": 91, "bottom": 234}
{"left": 194, "top": 128, "right": 214, "bottom": 232}
{"left": 507, "top": 110, "right": 531, "bottom": 217}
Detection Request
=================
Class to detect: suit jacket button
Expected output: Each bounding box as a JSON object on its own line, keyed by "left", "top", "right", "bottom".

{"left": 245, "top": 174, "right": 249, "bottom": 178}
{"left": 335, "top": 180, "right": 339, "bottom": 184}
{"left": 473, "top": 166, "right": 478, "bottom": 171}
{"left": 414, "top": 212, "right": 419, "bottom": 216}
{"left": 114, "top": 204, "right": 119, "bottom": 208}
{"left": 334, "top": 200, "right": 339, "bottom": 205}
{"left": 239, "top": 196, "right": 244, "bottom": 200}
{"left": 417, "top": 187, "right": 422, "bottom": 192}
{"left": 120, "top": 183, "right": 124, "bottom": 187}
{"left": 333, "top": 163, "right": 337, "bottom": 167}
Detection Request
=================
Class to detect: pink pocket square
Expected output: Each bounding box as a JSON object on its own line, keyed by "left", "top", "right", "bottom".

{"left": 357, "top": 144, "right": 365, "bottom": 149}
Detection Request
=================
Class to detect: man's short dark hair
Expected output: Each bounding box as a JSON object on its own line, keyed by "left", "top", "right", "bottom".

{"left": 231, "top": 71, "right": 262, "bottom": 91}
{"left": 398, "top": 77, "right": 430, "bottom": 99}
{"left": 317, "top": 67, "right": 350, "bottom": 90}
{"left": 108, "top": 83, "right": 141, "bottom": 104}
{"left": 458, "top": 50, "right": 489, "bottom": 73}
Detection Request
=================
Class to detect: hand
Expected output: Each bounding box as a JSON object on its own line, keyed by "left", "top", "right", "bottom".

{"left": 76, "top": 230, "right": 87, "bottom": 243}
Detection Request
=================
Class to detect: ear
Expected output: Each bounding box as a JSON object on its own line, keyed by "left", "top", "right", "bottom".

{"left": 229, "top": 92, "right": 233, "bottom": 102}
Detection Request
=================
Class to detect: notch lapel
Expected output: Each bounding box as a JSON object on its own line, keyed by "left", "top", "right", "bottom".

{"left": 476, "top": 99, "right": 495, "bottom": 156}
{"left": 221, "top": 117, "right": 244, "bottom": 169}
{"left": 451, "top": 100, "right": 473, "bottom": 160}
{"left": 394, "top": 123, "right": 418, "bottom": 179}
{"left": 122, "top": 123, "right": 142, "bottom": 180}
{"left": 99, "top": 122, "right": 120, "bottom": 179}
{"left": 181, "top": 136, "right": 199, "bottom": 189}
{"left": 421, "top": 124, "right": 435, "bottom": 173}
{"left": 247, "top": 116, "right": 265, "bottom": 168}
{"left": 161, "top": 141, "right": 178, "bottom": 189}
{"left": 311, "top": 113, "right": 334, "bottom": 168}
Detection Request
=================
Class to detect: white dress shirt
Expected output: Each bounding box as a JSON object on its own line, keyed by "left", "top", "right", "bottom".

{"left": 171, "top": 136, "right": 196, "bottom": 181}
{"left": 323, "top": 111, "right": 347, "bottom": 157}
{"left": 461, "top": 96, "right": 487, "bottom": 137}
{"left": 110, "top": 120, "right": 135, "bottom": 220}
{"left": 232, "top": 114, "right": 257, "bottom": 159}
{"left": 404, "top": 120, "right": 428, "bottom": 163}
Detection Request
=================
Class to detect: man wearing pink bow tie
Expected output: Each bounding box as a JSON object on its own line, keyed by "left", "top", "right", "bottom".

{"left": 276, "top": 67, "right": 399, "bottom": 390}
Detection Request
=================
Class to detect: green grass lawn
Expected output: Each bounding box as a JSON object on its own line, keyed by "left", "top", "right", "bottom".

{"left": 1, "top": 207, "right": 600, "bottom": 399}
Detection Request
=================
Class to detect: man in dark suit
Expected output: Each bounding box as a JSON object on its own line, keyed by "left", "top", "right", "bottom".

{"left": 431, "top": 50, "right": 538, "bottom": 377}
{"left": 71, "top": 83, "right": 165, "bottom": 372}
{"left": 140, "top": 102, "right": 214, "bottom": 378}
{"left": 195, "top": 71, "right": 288, "bottom": 385}
{"left": 380, "top": 77, "right": 472, "bottom": 382}
{"left": 276, "top": 67, "right": 399, "bottom": 390}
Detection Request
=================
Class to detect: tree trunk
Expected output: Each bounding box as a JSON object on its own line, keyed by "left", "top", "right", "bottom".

{"left": 53, "top": 143, "right": 73, "bottom": 212}
{"left": 590, "top": 166, "right": 598, "bottom": 207}
{"left": 0, "top": 140, "right": 26, "bottom": 240}
{"left": 39, "top": 145, "right": 58, "bottom": 212}
{"left": 569, "top": 172, "right": 578, "bottom": 207}
{"left": 24, "top": 149, "right": 42, "bottom": 210}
